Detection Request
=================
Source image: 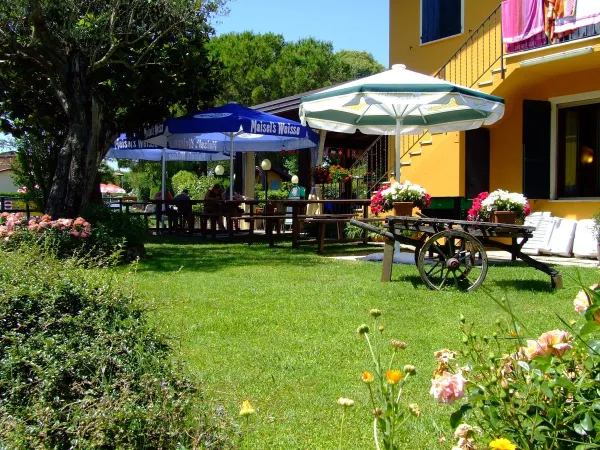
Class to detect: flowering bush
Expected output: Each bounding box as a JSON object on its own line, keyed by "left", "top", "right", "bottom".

{"left": 432, "top": 287, "right": 600, "bottom": 449}
{"left": 339, "top": 310, "right": 419, "bottom": 450}
{"left": 467, "top": 190, "right": 531, "bottom": 221}
{"left": 329, "top": 165, "right": 351, "bottom": 183}
{"left": 370, "top": 181, "right": 431, "bottom": 215}
{"left": 311, "top": 166, "right": 332, "bottom": 184}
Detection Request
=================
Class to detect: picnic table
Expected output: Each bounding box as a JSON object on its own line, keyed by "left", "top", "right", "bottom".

{"left": 350, "top": 215, "right": 563, "bottom": 292}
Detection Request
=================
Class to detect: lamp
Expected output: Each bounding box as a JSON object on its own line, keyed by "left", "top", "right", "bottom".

{"left": 261, "top": 159, "right": 271, "bottom": 203}
{"left": 214, "top": 164, "right": 225, "bottom": 176}
{"left": 520, "top": 46, "right": 594, "bottom": 67}
{"left": 291, "top": 175, "right": 299, "bottom": 185}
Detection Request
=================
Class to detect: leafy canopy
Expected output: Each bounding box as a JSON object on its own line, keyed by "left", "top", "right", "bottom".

{"left": 208, "top": 32, "right": 385, "bottom": 106}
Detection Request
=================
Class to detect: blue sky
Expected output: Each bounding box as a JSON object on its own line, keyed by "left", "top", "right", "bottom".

{"left": 211, "top": 0, "right": 389, "bottom": 67}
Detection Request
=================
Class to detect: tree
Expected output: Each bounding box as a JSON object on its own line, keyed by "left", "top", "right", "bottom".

{"left": 336, "top": 50, "right": 386, "bottom": 80}
{"left": 12, "top": 133, "right": 61, "bottom": 209}
{"left": 0, "top": 0, "right": 225, "bottom": 217}
{"left": 207, "top": 32, "right": 384, "bottom": 106}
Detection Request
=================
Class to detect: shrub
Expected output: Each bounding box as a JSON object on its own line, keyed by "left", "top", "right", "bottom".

{"left": 255, "top": 189, "right": 290, "bottom": 200}
{"left": 0, "top": 247, "right": 235, "bottom": 449}
{"left": 433, "top": 288, "right": 600, "bottom": 449}
{"left": 83, "top": 203, "right": 148, "bottom": 248}
{"left": 172, "top": 170, "right": 199, "bottom": 196}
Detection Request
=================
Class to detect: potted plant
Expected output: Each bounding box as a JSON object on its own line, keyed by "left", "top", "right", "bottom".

{"left": 593, "top": 209, "right": 600, "bottom": 263}
{"left": 329, "top": 165, "right": 351, "bottom": 184}
{"left": 467, "top": 190, "right": 531, "bottom": 224}
{"left": 311, "top": 166, "right": 331, "bottom": 185}
{"left": 369, "top": 181, "right": 431, "bottom": 216}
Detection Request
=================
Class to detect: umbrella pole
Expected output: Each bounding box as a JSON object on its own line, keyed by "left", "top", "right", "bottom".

{"left": 394, "top": 119, "right": 403, "bottom": 256}
{"left": 394, "top": 119, "right": 403, "bottom": 183}
{"left": 229, "top": 135, "right": 234, "bottom": 200}
{"left": 161, "top": 149, "right": 166, "bottom": 201}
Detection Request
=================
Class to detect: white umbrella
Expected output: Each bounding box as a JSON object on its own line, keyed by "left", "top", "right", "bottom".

{"left": 299, "top": 64, "right": 505, "bottom": 180}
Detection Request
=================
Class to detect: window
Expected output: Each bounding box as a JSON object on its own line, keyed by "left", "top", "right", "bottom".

{"left": 421, "top": 0, "right": 463, "bottom": 44}
{"left": 557, "top": 102, "right": 600, "bottom": 197}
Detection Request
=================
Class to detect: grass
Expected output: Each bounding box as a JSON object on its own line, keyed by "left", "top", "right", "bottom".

{"left": 126, "top": 236, "right": 599, "bottom": 449}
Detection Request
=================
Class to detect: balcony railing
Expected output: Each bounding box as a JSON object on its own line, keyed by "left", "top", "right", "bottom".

{"left": 400, "top": 5, "right": 504, "bottom": 162}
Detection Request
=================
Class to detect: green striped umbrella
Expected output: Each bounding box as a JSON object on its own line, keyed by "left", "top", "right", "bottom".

{"left": 299, "top": 64, "right": 505, "bottom": 180}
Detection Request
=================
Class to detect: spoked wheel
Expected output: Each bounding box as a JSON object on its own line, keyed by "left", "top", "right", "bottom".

{"left": 417, "top": 230, "right": 488, "bottom": 291}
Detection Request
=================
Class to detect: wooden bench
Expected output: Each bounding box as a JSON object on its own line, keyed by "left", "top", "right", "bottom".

{"left": 301, "top": 216, "right": 385, "bottom": 254}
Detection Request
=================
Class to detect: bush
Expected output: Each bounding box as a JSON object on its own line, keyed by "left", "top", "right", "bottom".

{"left": 433, "top": 288, "right": 600, "bottom": 449}
{"left": 172, "top": 170, "right": 199, "bottom": 196}
{"left": 255, "top": 189, "right": 290, "bottom": 200}
{"left": 0, "top": 248, "right": 235, "bottom": 449}
{"left": 83, "top": 203, "right": 148, "bottom": 247}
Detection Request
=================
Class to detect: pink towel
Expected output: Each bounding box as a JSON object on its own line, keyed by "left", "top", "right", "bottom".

{"left": 556, "top": 0, "right": 600, "bottom": 34}
{"left": 564, "top": 0, "right": 577, "bottom": 17}
{"left": 502, "top": 0, "right": 546, "bottom": 44}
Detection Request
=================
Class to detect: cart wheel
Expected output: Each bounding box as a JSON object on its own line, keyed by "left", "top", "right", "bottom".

{"left": 417, "top": 230, "right": 488, "bottom": 291}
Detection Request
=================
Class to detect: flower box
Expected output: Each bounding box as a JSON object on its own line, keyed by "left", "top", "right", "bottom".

{"left": 468, "top": 190, "right": 530, "bottom": 222}
{"left": 490, "top": 211, "right": 516, "bottom": 224}
{"left": 370, "top": 181, "right": 430, "bottom": 216}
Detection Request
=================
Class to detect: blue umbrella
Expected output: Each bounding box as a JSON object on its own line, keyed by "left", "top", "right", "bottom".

{"left": 144, "top": 103, "right": 319, "bottom": 199}
{"left": 107, "top": 134, "right": 228, "bottom": 201}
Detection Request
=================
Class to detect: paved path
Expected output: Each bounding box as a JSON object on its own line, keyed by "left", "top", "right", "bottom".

{"left": 331, "top": 248, "right": 599, "bottom": 268}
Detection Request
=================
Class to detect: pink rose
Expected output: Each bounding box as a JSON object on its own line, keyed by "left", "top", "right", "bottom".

{"left": 434, "top": 349, "right": 457, "bottom": 364}
{"left": 70, "top": 230, "right": 80, "bottom": 238}
{"left": 538, "top": 330, "right": 572, "bottom": 357}
{"left": 521, "top": 330, "right": 572, "bottom": 360}
{"left": 574, "top": 290, "right": 590, "bottom": 313}
{"left": 430, "top": 371, "right": 465, "bottom": 404}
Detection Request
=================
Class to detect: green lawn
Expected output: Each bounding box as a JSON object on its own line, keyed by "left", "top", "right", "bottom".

{"left": 128, "top": 237, "right": 598, "bottom": 449}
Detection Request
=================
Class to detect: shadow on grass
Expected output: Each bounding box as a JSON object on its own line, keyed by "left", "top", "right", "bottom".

{"left": 491, "top": 279, "right": 554, "bottom": 293}
{"left": 139, "top": 235, "right": 333, "bottom": 274}
{"left": 393, "top": 274, "right": 425, "bottom": 288}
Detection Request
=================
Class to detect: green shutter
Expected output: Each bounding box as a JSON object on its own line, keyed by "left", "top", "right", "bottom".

{"left": 523, "top": 100, "right": 551, "bottom": 199}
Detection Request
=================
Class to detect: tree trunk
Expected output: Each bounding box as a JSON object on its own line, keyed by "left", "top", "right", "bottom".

{"left": 45, "top": 55, "right": 115, "bottom": 218}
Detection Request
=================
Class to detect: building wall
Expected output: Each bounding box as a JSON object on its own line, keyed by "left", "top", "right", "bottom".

{"left": 490, "top": 66, "right": 600, "bottom": 219}
{"left": 389, "top": 0, "right": 502, "bottom": 74}
{"left": 0, "top": 171, "right": 18, "bottom": 192}
{"left": 390, "top": 132, "right": 464, "bottom": 196}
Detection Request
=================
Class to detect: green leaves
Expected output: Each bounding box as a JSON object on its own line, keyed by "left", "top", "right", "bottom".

{"left": 207, "top": 32, "right": 384, "bottom": 107}
{"left": 450, "top": 403, "right": 472, "bottom": 429}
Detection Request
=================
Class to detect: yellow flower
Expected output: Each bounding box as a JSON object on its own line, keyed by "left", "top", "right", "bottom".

{"left": 361, "top": 371, "right": 375, "bottom": 383}
{"left": 386, "top": 370, "right": 402, "bottom": 384}
{"left": 489, "top": 437, "right": 517, "bottom": 450}
{"left": 239, "top": 400, "right": 256, "bottom": 417}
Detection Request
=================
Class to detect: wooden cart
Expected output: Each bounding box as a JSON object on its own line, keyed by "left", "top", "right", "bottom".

{"left": 350, "top": 216, "right": 563, "bottom": 292}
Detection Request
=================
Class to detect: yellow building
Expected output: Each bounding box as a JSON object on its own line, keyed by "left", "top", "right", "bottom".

{"left": 389, "top": 0, "right": 600, "bottom": 219}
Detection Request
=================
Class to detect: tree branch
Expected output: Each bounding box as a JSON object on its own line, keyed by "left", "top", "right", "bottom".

{"left": 29, "top": 0, "right": 68, "bottom": 71}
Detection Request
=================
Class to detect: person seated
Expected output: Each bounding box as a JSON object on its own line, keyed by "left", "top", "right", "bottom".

{"left": 153, "top": 190, "right": 174, "bottom": 227}
{"left": 173, "top": 189, "right": 192, "bottom": 230}
{"left": 204, "top": 184, "right": 226, "bottom": 231}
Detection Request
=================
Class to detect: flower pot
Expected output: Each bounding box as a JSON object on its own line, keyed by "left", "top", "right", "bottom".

{"left": 392, "top": 202, "right": 414, "bottom": 217}
{"left": 490, "top": 211, "right": 516, "bottom": 224}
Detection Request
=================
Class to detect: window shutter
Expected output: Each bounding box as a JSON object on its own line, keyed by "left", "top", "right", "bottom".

{"left": 522, "top": 100, "right": 551, "bottom": 199}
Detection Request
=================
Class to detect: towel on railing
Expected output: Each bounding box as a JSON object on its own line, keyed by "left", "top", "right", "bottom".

{"left": 502, "top": 0, "right": 545, "bottom": 44}
{"left": 556, "top": 0, "right": 600, "bottom": 35}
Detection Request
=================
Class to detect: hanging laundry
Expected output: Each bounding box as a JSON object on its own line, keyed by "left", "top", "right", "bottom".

{"left": 545, "top": 0, "right": 565, "bottom": 42}
{"left": 502, "top": 0, "right": 547, "bottom": 52}
{"left": 556, "top": 0, "right": 600, "bottom": 35}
